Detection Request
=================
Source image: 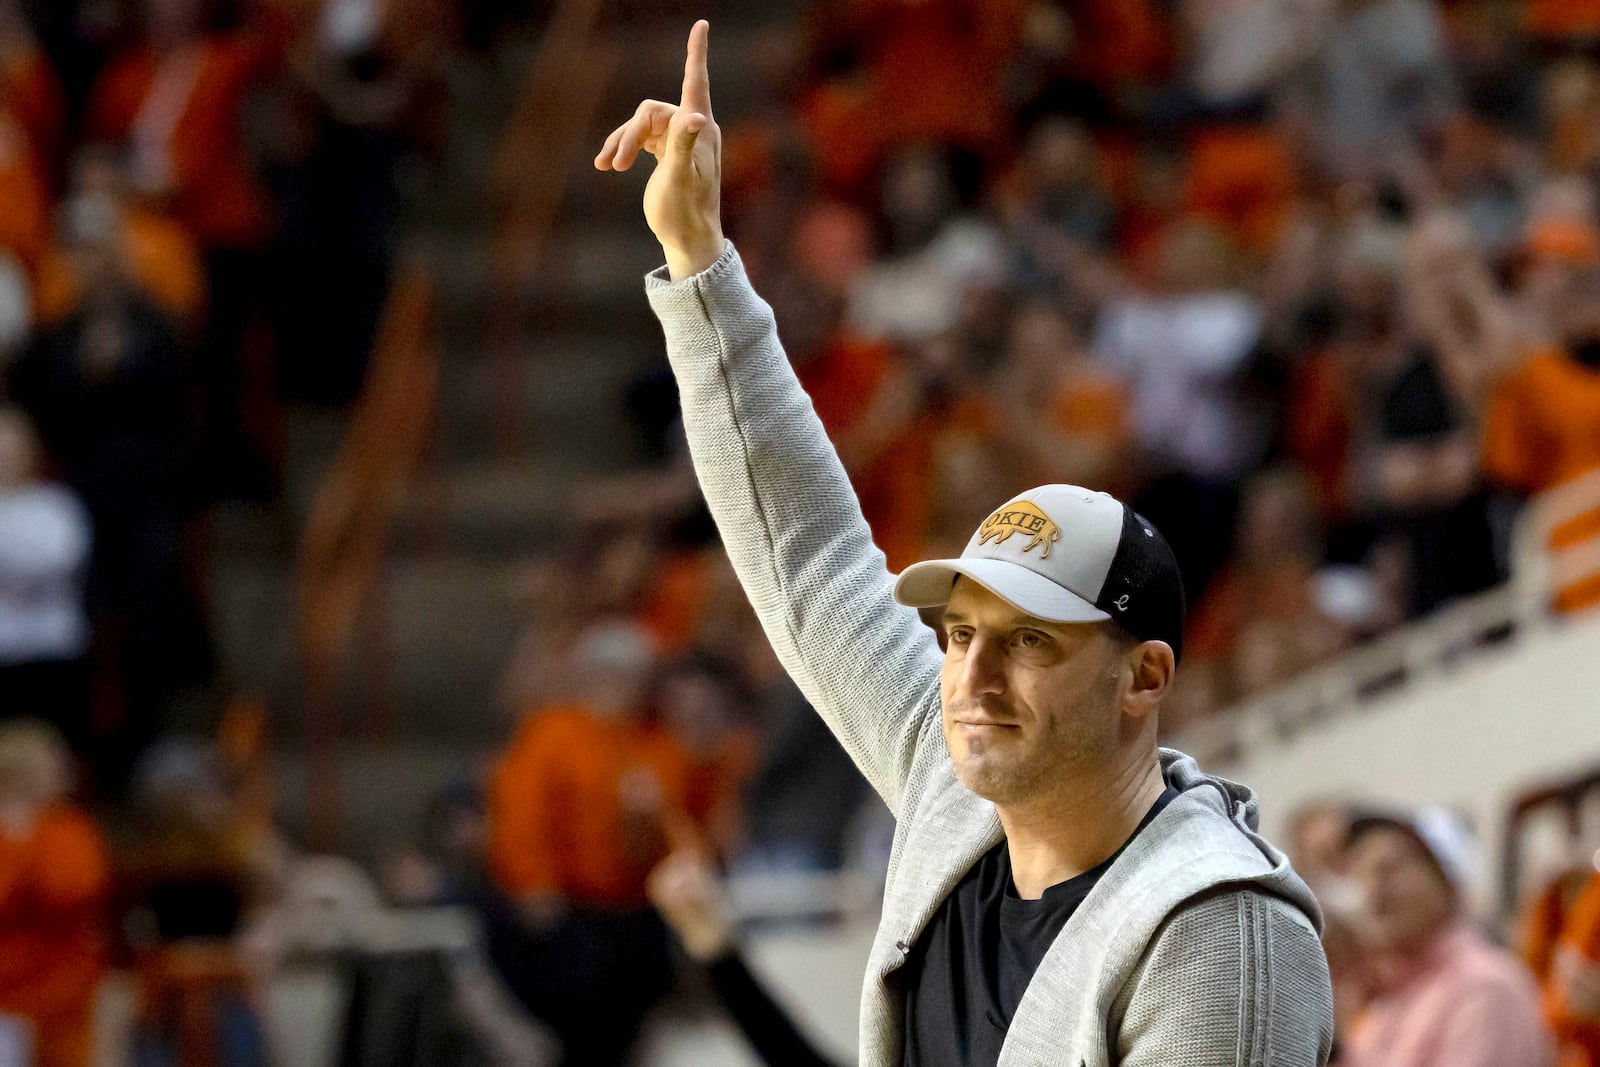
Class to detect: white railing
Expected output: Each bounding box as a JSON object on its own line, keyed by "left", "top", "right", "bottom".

{"left": 1176, "top": 469, "right": 1600, "bottom": 768}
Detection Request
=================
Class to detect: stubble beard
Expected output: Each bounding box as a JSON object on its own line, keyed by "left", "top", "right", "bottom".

{"left": 949, "top": 690, "right": 1121, "bottom": 807}
{"left": 953, "top": 697, "right": 1120, "bottom": 806}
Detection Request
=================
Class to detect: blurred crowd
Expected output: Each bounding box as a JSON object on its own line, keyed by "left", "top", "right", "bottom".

{"left": 0, "top": 0, "right": 466, "bottom": 1063}
{"left": 0, "top": 0, "right": 453, "bottom": 796}
{"left": 8, "top": 0, "right": 1600, "bottom": 1065}
{"left": 603, "top": 0, "right": 1600, "bottom": 732}
{"left": 1276, "top": 799, "right": 1600, "bottom": 1067}
{"left": 484, "top": 0, "right": 1600, "bottom": 1060}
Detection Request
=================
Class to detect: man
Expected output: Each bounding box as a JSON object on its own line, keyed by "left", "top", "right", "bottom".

{"left": 596, "top": 22, "right": 1334, "bottom": 1064}
{"left": 1339, "top": 809, "right": 1554, "bottom": 1066}
{"left": 487, "top": 621, "right": 684, "bottom": 1066}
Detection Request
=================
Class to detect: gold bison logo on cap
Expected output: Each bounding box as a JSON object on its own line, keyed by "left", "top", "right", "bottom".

{"left": 977, "top": 501, "right": 1060, "bottom": 559}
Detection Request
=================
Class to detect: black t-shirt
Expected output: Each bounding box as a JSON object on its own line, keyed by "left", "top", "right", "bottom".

{"left": 902, "top": 786, "right": 1179, "bottom": 1066}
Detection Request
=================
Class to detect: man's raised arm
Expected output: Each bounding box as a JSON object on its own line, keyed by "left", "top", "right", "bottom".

{"left": 594, "top": 21, "right": 945, "bottom": 815}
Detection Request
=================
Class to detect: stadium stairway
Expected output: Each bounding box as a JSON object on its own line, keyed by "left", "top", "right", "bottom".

{"left": 206, "top": 1, "right": 789, "bottom": 855}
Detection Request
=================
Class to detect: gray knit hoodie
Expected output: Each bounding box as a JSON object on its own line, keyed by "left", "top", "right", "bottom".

{"left": 646, "top": 244, "right": 1334, "bottom": 1066}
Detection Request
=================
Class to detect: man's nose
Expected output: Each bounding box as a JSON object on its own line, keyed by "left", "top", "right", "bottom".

{"left": 955, "top": 635, "right": 1007, "bottom": 699}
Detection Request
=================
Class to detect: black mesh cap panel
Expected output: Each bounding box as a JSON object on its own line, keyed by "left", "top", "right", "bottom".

{"left": 1093, "top": 505, "right": 1187, "bottom": 662}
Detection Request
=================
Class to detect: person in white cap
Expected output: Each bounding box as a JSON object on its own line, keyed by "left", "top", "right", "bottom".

{"left": 1338, "top": 809, "right": 1554, "bottom": 1067}
{"left": 595, "top": 21, "right": 1333, "bottom": 1066}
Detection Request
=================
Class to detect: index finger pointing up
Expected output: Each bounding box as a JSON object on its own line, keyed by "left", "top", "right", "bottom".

{"left": 680, "top": 19, "right": 712, "bottom": 121}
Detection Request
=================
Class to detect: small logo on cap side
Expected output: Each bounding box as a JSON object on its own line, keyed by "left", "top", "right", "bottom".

{"left": 977, "top": 502, "right": 1061, "bottom": 559}
{"left": 1114, "top": 594, "right": 1130, "bottom": 611}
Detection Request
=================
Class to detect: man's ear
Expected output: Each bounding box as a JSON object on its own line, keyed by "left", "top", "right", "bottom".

{"left": 1123, "top": 640, "right": 1175, "bottom": 720}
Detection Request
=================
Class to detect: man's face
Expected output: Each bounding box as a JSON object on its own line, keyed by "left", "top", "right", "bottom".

{"left": 1346, "top": 826, "right": 1456, "bottom": 956}
{"left": 938, "top": 578, "right": 1126, "bottom": 806}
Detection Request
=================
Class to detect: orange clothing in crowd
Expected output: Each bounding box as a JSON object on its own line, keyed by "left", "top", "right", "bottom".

{"left": 1070, "top": 0, "right": 1173, "bottom": 88}
{"left": 1549, "top": 871, "right": 1600, "bottom": 1066}
{"left": 35, "top": 208, "right": 207, "bottom": 326}
{"left": 1023, "top": 368, "right": 1133, "bottom": 496}
{"left": 1186, "top": 560, "right": 1319, "bottom": 662}
{"left": 85, "top": 32, "right": 283, "bottom": 250}
{"left": 635, "top": 550, "right": 715, "bottom": 654}
{"left": 0, "top": 107, "right": 50, "bottom": 274}
{"left": 857, "top": 390, "right": 1003, "bottom": 571}
{"left": 1183, "top": 125, "right": 1296, "bottom": 255}
{"left": 1522, "top": 869, "right": 1595, "bottom": 989}
{"left": 1483, "top": 347, "right": 1600, "bottom": 612}
{"left": 800, "top": 0, "right": 1027, "bottom": 192}
{"left": 681, "top": 727, "right": 761, "bottom": 851}
{"left": 798, "top": 334, "right": 929, "bottom": 571}
{"left": 489, "top": 704, "right": 695, "bottom": 909}
{"left": 1, "top": 46, "right": 66, "bottom": 172}
{"left": 1287, "top": 350, "right": 1356, "bottom": 524}
{"left": 1525, "top": 0, "right": 1600, "bottom": 38}
{"left": 856, "top": 421, "right": 938, "bottom": 573}
{"left": 846, "top": 0, "right": 1026, "bottom": 149}
{"left": 1047, "top": 372, "right": 1129, "bottom": 451}
{"left": 0, "top": 806, "right": 111, "bottom": 1067}
{"left": 799, "top": 333, "right": 895, "bottom": 433}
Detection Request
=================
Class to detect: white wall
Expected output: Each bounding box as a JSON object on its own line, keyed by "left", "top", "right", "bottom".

{"left": 1204, "top": 613, "right": 1600, "bottom": 911}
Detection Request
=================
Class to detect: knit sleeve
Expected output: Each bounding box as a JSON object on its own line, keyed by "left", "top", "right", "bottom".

{"left": 1112, "top": 889, "right": 1335, "bottom": 1066}
{"left": 646, "top": 243, "right": 946, "bottom": 817}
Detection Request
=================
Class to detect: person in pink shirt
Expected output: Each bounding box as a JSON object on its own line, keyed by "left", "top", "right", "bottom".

{"left": 1339, "top": 807, "right": 1555, "bottom": 1067}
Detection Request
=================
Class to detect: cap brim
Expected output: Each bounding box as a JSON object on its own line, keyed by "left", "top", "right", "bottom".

{"left": 893, "top": 558, "right": 1111, "bottom": 624}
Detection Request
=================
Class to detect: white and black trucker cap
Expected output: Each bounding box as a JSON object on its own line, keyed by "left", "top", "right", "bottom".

{"left": 892, "top": 485, "right": 1187, "bottom": 660}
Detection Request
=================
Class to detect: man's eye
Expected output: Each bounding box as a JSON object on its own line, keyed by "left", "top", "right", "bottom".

{"left": 1014, "top": 631, "right": 1045, "bottom": 649}
{"left": 947, "top": 628, "right": 972, "bottom": 644}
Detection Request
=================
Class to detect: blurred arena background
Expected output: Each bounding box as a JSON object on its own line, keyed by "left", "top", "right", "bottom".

{"left": 1, "top": 0, "right": 1600, "bottom": 1064}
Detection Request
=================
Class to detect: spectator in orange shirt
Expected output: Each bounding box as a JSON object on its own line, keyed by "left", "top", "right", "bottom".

{"left": 993, "top": 300, "right": 1133, "bottom": 495}
{"left": 0, "top": 720, "right": 111, "bottom": 1067}
{"left": 1521, "top": 864, "right": 1596, "bottom": 993}
{"left": 85, "top": 0, "right": 295, "bottom": 499}
{"left": 1183, "top": 122, "right": 1298, "bottom": 257}
{"left": 646, "top": 653, "right": 760, "bottom": 854}
{"left": 486, "top": 620, "right": 691, "bottom": 1066}
{"left": 34, "top": 147, "right": 207, "bottom": 330}
{"left": 1549, "top": 869, "right": 1600, "bottom": 1066}
{"left": 0, "top": 6, "right": 64, "bottom": 167}
{"left": 1485, "top": 262, "right": 1600, "bottom": 613}
{"left": 798, "top": 0, "right": 1028, "bottom": 194}
{"left": 84, "top": 0, "right": 288, "bottom": 252}
{"left": 633, "top": 544, "right": 715, "bottom": 655}
{"left": 0, "top": 5, "right": 62, "bottom": 273}
{"left": 766, "top": 267, "right": 942, "bottom": 572}
{"left": 1525, "top": 0, "right": 1600, "bottom": 41}
{"left": 0, "top": 90, "right": 51, "bottom": 277}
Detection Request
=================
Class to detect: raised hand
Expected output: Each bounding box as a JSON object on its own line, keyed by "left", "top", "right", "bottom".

{"left": 646, "top": 848, "right": 734, "bottom": 962}
{"left": 594, "top": 19, "right": 724, "bottom": 281}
